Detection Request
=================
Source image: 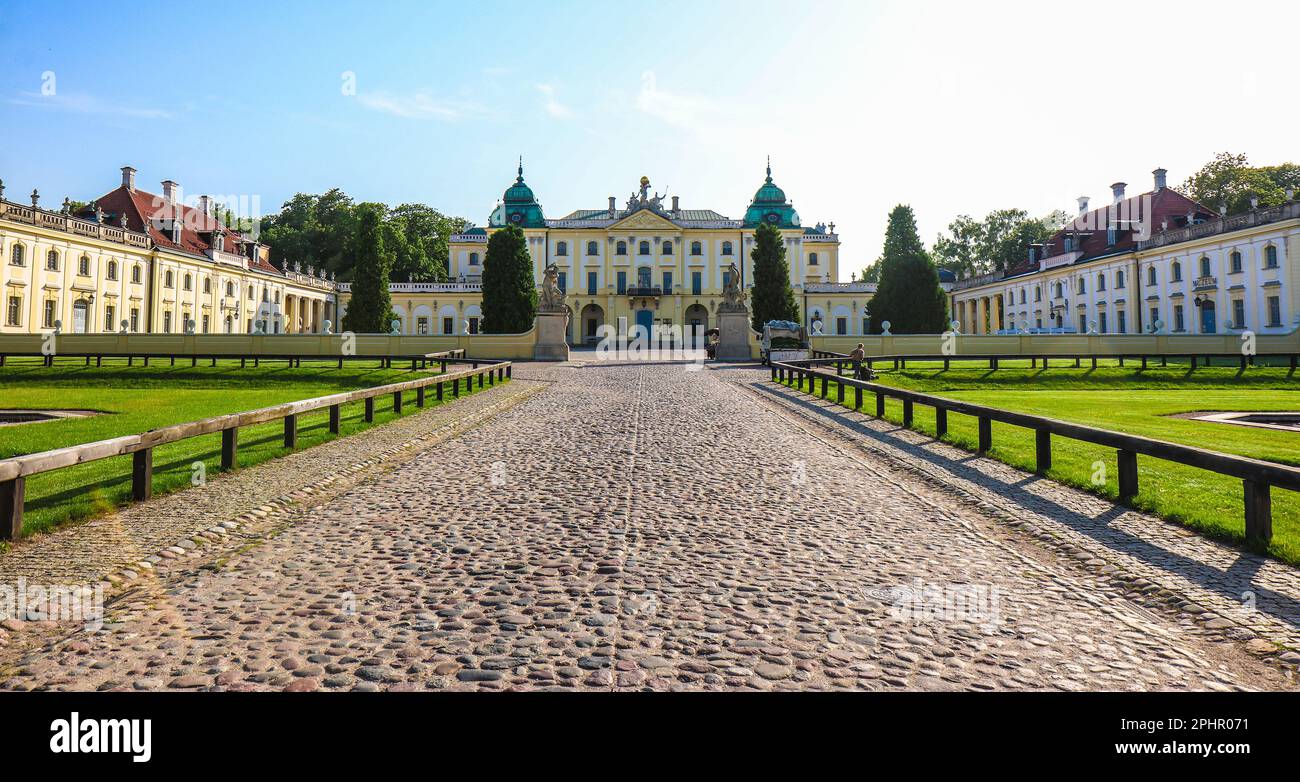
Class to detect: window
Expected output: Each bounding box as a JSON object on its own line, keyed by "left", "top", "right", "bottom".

{"left": 1054, "top": 282, "right": 1064, "bottom": 298}
{"left": 638, "top": 241, "right": 650, "bottom": 256}
{"left": 721, "top": 241, "right": 733, "bottom": 256}
{"left": 1077, "top": 314, "right": 1086, "bottom": 333}
{"left": 587, "top": 241, "right": 598, "bottom": 256}
{"left": 1076, "top": 277, "right": 1085, "bottom": 294}
{"left": 1268, "top": 296, "right": 1282, "bottom": 327}
{"left": 862, "top": 317, "right": 870, "bottom": 334}
{"left": 1199, "top": 257, "right": 1211, "bottom": 279}
{"left": 203, "top": 278, "right": 211, "bottom": 294}
{"left": 1099, "top": 311, "right": 1108, "bottom": 334}
{"left": 1106, "top": 227, "right": 1116, "bottom": 246}
{"left": 46, "top": 250, "right": 59, "bottom": 271}
{"left": 662, "top": 241, "right": 673, "bottom": 255}
{"left": 10, "top": 244, "right": 24, "bottom": 266}
{"left": 1230, "top": 251, "right": 1243, "bottom": 274}
{"left": 1117, "top": 310, "right": 1127, "bottom": 334}
{"left": 104, "top": 305, "right": 115, "bottom": 332}
{"left": 662, "top": 271, "right": 672, "bottom": 292}
{"left": 183, "top": 272, "right": 193, "bottom": 291}
{"left": 467, "top": 317, "right": 479, "bottom": 334}
{"left": 44, "top": 300, "right": 56, "bottom": 328}
{"left": 1097, "top": 273, "right": 1106, "bottom": 292}
{"left": 202, "top": 314, "right": 210, "bottom": 333}
{"left": 130, "top": 308, "right": 140, "bottom": 332}
{"left": 587, "top": 271, "right": 597, "bottom": 295}
{"left": 163, "top": 311, "right": 173, "bottom": 333}
{"left": 416, "top": 317, "right": 429, "bottom": 335}
{"left": 226, "top": 281, "right": 235, "bottom": 297}
{"left": 809, "top": 252, "right": 819, "bottom": 266}
{"left": 443, "top": 316, "right": 454, "bottom": 335}
{"left": 165, "top": 270, "right": 174, "bottom": 288}
{"left": 555, "top": 241, "right": 567, "bottom": 256}
{"left": 616, "top": 271, "right": 627, "bottom": 294}
{"left": 78, "top": 255, "right": 90, "bottom": 276}
{"left": 469, "top": 252, "right": 480, "bottom": 265}
{"left": 722, "top": 269, "right": 732, "bottom": 291}
{"left": 6, "top": 295, "right": 20, "bottom": 326}
{"left": 1265, "top": 245, "right": 1279, "bottom": 268}
{"left": 557, "top": 271, "right": 567, "bottom": 292}
{"left": 692, "top": 271, "right": 702, "bottom": 296}
{"left": 836, "top": 317, "right": 847, "bottom": 335}
{"left": 1171, "top": 261, "right": 1182, "bottom": 282}
{"left": 1147, "top": 267, "right": 1157, "bottom": 286}
{"left": 1173, "top": 305, "right": 1184, "bottom": 332}
{"left": 1034, "top": 287, "right": 1041, "bottom": 302}
{"left": 1116, "top": 270, "right": 1125, "bottom": 289}
{"left": 616, "top": 241, "right": 627, "bottom": 256}
{"left": 1232, "top": 299, "right": 1246, "bottom": 329}
{"left": 107, "top": 260, "right": 118, "bottom": 280}
{"left": 1019, "top": 289, "right": 1026, "bottom": 304}
{"left": 690, "top": 241, "right": 702, "bottom": 256}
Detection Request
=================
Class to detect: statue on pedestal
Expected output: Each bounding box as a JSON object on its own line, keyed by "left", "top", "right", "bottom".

{"left": 721, "top": 260, "right": 746, "bottom": 310}
{"left": 540, "top": 262, "right": 565, "bottom": 310}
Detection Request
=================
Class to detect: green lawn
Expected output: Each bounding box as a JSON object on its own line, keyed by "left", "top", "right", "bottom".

{"left": 782, "top": 363, "right": 1300, "bottom": 564}
{"left": 0, "top": 357, "right": 498, "bottom": 539}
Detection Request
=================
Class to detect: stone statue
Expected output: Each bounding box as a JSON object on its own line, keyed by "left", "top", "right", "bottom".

{"left": 540, "top": 262, "right": 565, "bottom": 310}
{"left": 721, "top": 261, "right": 746, "bottom": 309}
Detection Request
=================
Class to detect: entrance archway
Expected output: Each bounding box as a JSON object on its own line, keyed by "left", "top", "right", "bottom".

{"left": 72, "top": 300, "right": 88, "bottom": 333}
{"left": 580, "top": 303, "right": 605, "bottom": 346}
{"left": 685, "top": 303, "right": 708, "bottom": 347}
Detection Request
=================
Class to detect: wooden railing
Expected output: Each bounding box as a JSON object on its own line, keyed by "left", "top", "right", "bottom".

{"left": 0, "top": 359, "right": 511, "bottom": 540}
{"left": 2, "top": 348, "right": 471, "bottom": 373}
{"left": 770, "top": 357, "right": 1299, "bottom": 548}
{"left": 820, "top": 351, "right": 1299, "bottom": 371}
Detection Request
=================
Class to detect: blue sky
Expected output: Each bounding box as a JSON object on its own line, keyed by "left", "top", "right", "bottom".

{"left": 2, "top": 0, "right": 1297, "bottom": 267}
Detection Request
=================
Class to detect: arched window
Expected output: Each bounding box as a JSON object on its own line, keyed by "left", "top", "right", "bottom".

{"left": 586, "top": 241, "right": 598, "bottom": 256}
{"left": 1055, "top": 281, "right": 1064, "bottom": 298}
{"left": 1097, "top": 273, "right": 1106, "bottom": 291}
{"left": 616, "top": 241, "right": 627, "bottom": 256}
{"left": 226, "top": 281, "right": 235, "bottom": 297}
{"left": 1116, "top": 270, "right": 1125, "bottom": 288}
{"left": 1076, "top": 277, "right": 1086, "bottom": 294}
{"left": 722, "top": 241, "right": 733, "bottom": 256}
{"left": 183, "top": 272, "right": 193, "bottom": 291}
{"left": 1265, "top": 245, "right": 1279, "bottom": 268}
{"left": 809, "top": 252, "right": 819, "bottom": 266}
{"left": 165, "top": 270, "right": 174, "bottom": 288}
{"left": 1019, "top": 289, "right": 1026, "bottom": 304}
{"left": 1034, "top": 286, "right": 1041, "bottom": 302}
{"left": 132, "top": 264, "right": 142, "bottom": 284}
{"left": 79, "top": 255, "right": 90, "bottom": 276}
{"left": 274, "top": 291, "right": 281, "bottom": 304}
{"left": 690, "top": 241, "right": 702, "bottom": 256}
{"left": 107, "top": 260, "right": 118, "bottom": 280}
{"left": 46, "top": 249, "right": 59, "bottom": 271}
{"left": 662, "top": 240, "right": 673, "bottom": 255}
{"left": 1199, "top": 256, "right": 1211, "bottom": 278}
{"left": 1230, "top": 250, "right": 1243, "bottom": 273}
{"left": 469, "top": 252, "right": 480, "bottom": 265}
{"left": 638, "top": 240, "right": 650, "bottom": 255}
{"left": 1171, "top": 261, "right": 1182, "bottom": 282}
{"left": 10, "top": 244, "right": 24, "bottom": 267}
{"left": 203, "top": 277, "right": 211, "bottom": 294}
{"left": 555, "top": 241, "right": 567, "bottom": 256}
{"left": 1147, "top": 266, "right": 1157, "bottom": 286}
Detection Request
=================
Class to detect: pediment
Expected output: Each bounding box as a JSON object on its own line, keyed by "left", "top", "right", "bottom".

{"left": 609, "top": 210, "right": 680, "bottom": 231}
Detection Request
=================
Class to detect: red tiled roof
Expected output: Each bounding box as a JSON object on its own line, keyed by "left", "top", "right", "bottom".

{"left": 1003, "top": 187, "right": 1218, "bottom": 277}
{"left": 82, "top": 185, "right": 282, "bottom": 276}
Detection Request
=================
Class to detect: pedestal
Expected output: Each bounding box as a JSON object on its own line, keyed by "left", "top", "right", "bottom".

{"left": 533, "top": 309, "right": 571, "bottom": 361}
{"left": 716, "top": 306, "right": 753, "bottom": 361}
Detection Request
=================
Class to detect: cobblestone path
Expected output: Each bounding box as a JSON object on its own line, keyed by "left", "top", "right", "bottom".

{"left": 2, "top": 361, "right": 1297, "bottom": 691}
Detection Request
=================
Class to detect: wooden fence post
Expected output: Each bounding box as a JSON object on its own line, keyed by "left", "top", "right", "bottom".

{"left": 221, "top": 427, "right": 238, "bottom": 470}
{"left": 977, "top": 417, "right": 992, "bottom": 453}
{"left": 284, "top": 414, "right": 298, "bottom": 449}
{"left": 935, "top": 407, "right": 947, "bottom": 438}
{"left": 417, "top": 386, "right": 426, "bottom": 407}
{"left": 1117, "top": 449, "right": 1138, "bottom": 503}
{"left": 902, "top": 398, "right": 913, "bottom": 427}
{"left": 836, "top": 379, "right": 845, "bottom": 404}
{"left": 132, "top": 449, "right": 153, "bottom": 501}
{"left": 854, "top": 386, "right": 863, "bottom": 410}
{"left": 1035, "top": 429, "right": 1051, "bottom": 473}
{"left": 364, "top": 398, "right": 375, "bottom": 422}
{"left": 0, "top": 477, "right": 23, "bottom": 541}
{"left": 875, "top": 392, "right": 885, "bottom": 418}
{"left": 1244, "top": 480, "right": 1273, "bottom": 547}
{"left": 437, "top": 381, "right": 444, "bottom": 402}
{"left": 329, "top": 404, "right": 341, "bottom": 434}
{"left": 393, "top": 390, "right": 403, "bottom": 413}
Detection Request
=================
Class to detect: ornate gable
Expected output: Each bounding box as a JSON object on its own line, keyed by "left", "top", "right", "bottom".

{"left": 609, "top": 209, "right": 679, "bottom": 231}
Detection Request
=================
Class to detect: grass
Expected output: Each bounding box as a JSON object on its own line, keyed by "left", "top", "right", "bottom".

{"left": 782, "top": 361, "right": 1300, "bottom": 565}
{"left": 0, "top": 357, "right": 499, "bottom": 538}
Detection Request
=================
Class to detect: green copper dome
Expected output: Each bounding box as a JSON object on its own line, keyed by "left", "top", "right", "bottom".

{"left": 490, "top": 158, "right": 546, "bottom": 228}
{"left": 743, "top": 158, "right": 800, "bottom": 229}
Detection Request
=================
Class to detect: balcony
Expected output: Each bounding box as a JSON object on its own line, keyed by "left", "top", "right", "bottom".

{"left": 626, "top": 286, "right": 665, "bottom": 297}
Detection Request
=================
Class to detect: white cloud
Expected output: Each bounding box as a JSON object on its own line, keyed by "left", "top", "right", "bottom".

{"left": 536, "top": 83, "right": 572, "bottom": 118}
{"left": 634, "top": 70, "right": 719, "bottom": 131}
{"left": 9, "top": 91, "right": 173, "bottom": 120}
{"left": 357, "top": 90, "right": 495, "bottom": 121}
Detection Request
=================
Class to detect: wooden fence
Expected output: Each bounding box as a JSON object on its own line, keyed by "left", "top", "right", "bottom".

{"left": 0, "top": 360, "right": 511, "bottom": 540}
{"left": 1, "top": 348, "right": 471, "bottom": 373}
{"left": 772, "top": 357, "right": 1299, "bottom": 548}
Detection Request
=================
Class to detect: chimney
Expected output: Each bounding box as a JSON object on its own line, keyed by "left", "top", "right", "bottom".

{"left": 1152, "top": 168, "right": 1167, "bottom": 192}
{"left": 161, "top": 180, "right": 181, "bottom": 204}
{"left": 608, "top": 196, "right": 616, "bottom": 217}
{"left": 199, "top": 195, "right": 211, "bottom": 217}
{"left": 1111, "top": 182, "right": 1126, "bottom": 205}
{"left": 121, "top": 166, "right": 137, "bottom": 191}
{"left": 671, "top": 195, "right": 680, "bottom": 213}
{"left": 1077, "top": 196, "right": 1090, "bottom": 215}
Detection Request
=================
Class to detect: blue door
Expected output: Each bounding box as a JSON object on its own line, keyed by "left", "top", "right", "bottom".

{"left": 635, "top": 309, "right": 654, "bottom": 342}
{"left": 1200, "top": 302, "right": 1216, "bottom": 334}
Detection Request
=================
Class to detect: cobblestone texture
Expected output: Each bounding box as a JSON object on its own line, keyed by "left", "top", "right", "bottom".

{"left": 1, "top": 360, "right": 1296, "bottom": 691}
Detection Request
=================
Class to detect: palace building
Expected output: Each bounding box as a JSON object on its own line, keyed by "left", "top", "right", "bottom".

{"left": 950, "top": 168, "right": 1300, "bottom": 337}
{"left": 1, "top": 167, "right": 335, "bottom": 336}
{"left": 2, "top": 162, "right": 872, "bottom": 340}
{"left": 345, "top": 161, "right": 870, "bottom": 343}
